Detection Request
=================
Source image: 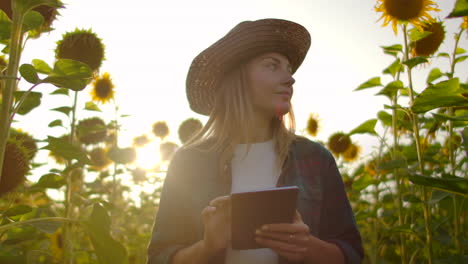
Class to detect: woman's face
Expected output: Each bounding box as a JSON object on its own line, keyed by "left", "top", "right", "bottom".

{"left": 245, "top": 52, "right": 295, "bottom": 120}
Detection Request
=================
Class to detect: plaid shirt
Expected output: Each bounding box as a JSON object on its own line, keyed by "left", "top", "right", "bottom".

{"left": 147, "top": 137, "right": 364, "bottom": 264}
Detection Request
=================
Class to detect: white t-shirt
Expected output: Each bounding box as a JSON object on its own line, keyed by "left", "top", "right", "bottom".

{"left": 225, "top": 139, "right": 281, "bottom": 264}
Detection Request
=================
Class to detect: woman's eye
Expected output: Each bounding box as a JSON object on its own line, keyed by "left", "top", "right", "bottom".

{"left": 267, "top": 62, "right": 277, "bottom": 70}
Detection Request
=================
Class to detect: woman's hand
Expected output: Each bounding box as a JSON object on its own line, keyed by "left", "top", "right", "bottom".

{"left": 254, "top": 210, "right": 313, "bottom": 262}
{"left": 201, "top": 195, "right": 231, "bottom": 256}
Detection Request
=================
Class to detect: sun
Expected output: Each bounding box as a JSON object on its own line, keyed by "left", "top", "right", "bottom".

{"left": 135, "top": 141, "right": 161, "bottom": 170}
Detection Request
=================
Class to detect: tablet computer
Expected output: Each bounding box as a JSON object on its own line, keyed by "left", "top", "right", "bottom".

{"left": 230, "top": 185, "right": 299, "bottom": 250}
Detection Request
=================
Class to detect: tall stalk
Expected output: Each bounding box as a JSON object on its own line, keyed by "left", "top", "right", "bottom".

{"left": 63, "top": 91, "right": 79, "bottom": 264}
{"left": 391, "top": 70, "right": 407, "bottom": 264}
{"left": 0, "top": 9, "right": 25, "bottom": 184}
{"left": 447, "top": 28, "right": 464, "bottom": 256}
{"left": 402, "top": 24, "right": 433, "bottom": 264}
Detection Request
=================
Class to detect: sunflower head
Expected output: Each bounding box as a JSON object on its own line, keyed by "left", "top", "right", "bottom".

{"left": 48, "top": 228, "right": 64, "bottom": 262}
{"left": 305, "top": 113, "right": 320, "bottom": 137}
{"left": 411, "top": 21, "right": 445, "bottom": 57}
{"left": 375, "top": 0, "right": 440, "bottom": 34}
{"left": 178, "top": 118, "right": 203, "bottom": 144}
{"left": 91, "top": 72, "right": 115, "bottom": 104}
{"left": 133, "top": 134, "right": 150, "bottom": 147}
{"left": 1, "top": 139, "right": 30, "bottom": 196}
{"left": 160, "top": 142, "right": 179, "bottom": 161}
{"left": 29, "top": 3, "right": 63, "bottom": 38}
{"left": 152, "top": 121, "right": 169, "bottom": 139}
{"left": 108, "top": 147, "right": 137, "bottom": 164}
{"left": 327, "top": 132, "right": 351, "bottom": 155}
{"left": 55, "top": 28, "right": 105, "bottom": 72}
{"left": 77, "top": 117, "right": 107, "bottom": 145}
{"left": 10, "top": 128, "right": 38, "bottom": 161}
{"left": 342, "top": 143, "right": 361, "bottom": 162}
{"left": 89, "top": 147, "right": 111, "bottom": 171}
{"left": 131, "top": 167, "right": 147, "bottom": 184}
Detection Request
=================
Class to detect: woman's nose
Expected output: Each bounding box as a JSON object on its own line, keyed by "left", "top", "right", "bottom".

{"left": 283, "top": 74, "right": 295, "bottom": 87}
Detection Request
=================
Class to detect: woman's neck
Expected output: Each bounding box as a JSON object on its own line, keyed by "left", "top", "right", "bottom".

{"left": 239, "top": 114, "right": 274, "bottom": 144}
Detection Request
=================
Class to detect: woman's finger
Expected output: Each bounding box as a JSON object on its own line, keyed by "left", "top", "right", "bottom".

{"left": 256, "top": 229, "right": 311, "bottom": 245}
{"left": 255, "top": 236, "right": 307, "bottom": 254}
{"left": 261, "top": 222, "right": 309, "bottom": 234}
{"left": 209, "top": 195, "right": 230, "bottom": 207}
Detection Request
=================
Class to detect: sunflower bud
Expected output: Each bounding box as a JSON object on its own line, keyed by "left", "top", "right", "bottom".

{"left": 152, "top": 121, "right": 169, "bottom": 139}
{"left": 1, "top": 140, "right": 30, "bottom": 196}
{"left": 10, "top": 128, "right": 38, "bottom": 161}
{"left": 133, "top": 135, "right": 150, "bottom": 147}
{"left": 55, "top": 29, "right": 105, "bottom": 72}
{"left": 89, "top": 147, "right": 111, "bottom": 170}
{"left": 178, "top": 118, "right": 202, "bottom": 144}
{"left": 342, "top": 143, "right": 361, "bottom": 162}
{"left": 77, "top": 117, "right": 107, "bottom": 145}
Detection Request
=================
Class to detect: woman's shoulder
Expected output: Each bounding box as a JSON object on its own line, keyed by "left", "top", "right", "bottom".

{"left": 291, "top": 135, "right": 334, "bottom": 160}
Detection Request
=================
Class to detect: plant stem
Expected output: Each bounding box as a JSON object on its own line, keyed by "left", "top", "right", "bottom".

{"left": 0, "top": 217, "right": 78, "bottom": 233}
{"left": 63, "top": 91, "right": 79, "bottom": 264}
{"left": 403, "top": 24, "right": 433, "bottom": 264}
{"left": 0, "top": 10, "right": 24, "bottom": 185}
{"left": 448, "top": 28, "right": 464, "bottom": 256}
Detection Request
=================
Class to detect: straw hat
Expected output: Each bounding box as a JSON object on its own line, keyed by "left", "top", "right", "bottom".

{"left": 186, "top": 18, "right": 311, "bottom": 116}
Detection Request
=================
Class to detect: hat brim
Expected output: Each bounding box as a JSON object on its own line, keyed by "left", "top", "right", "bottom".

{"left": 186, "top": 19, "right": 311, "bottom": 116}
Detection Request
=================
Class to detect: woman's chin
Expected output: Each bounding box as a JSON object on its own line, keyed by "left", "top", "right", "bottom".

{"left": 273, "top": 104, "right": 290, "bottom": 117}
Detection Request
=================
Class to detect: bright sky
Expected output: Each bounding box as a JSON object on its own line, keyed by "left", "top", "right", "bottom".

{"left": 13, "top": 0, "right": 468, "bottom": 167}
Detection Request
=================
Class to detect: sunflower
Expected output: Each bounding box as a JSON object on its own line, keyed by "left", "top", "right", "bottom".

{"left": 178, "top": 118, "right": 203, "bottom": 144}
{"left": 29, "top": 3, "right": 63, "bottom": 38}
{"left": 0, "top": 139, "right": 30, "bottom": 196}
{"left": 342, "top": 143, "right": 361, "bottom": 162}
{"left": 10, "top": 128, "right": 38, "bottom": 161}
{"left": 55, "top": 29, "right": 105, "bottom": 72}
{"left": 108, "top": 147, "right": 137, "bottom": 164}
{"left": 89, "top": 147, "right": 111, "bottom": 170}
{"left": 91, "top": 72, "right": 115, "bottom": 104}
{"left": 48, "top": 228, "right": 63, "bottom": 262}
{"left": 131, "top": 167, "right": 147, "bottom": 184}
{"left": 152, "top": 121, "right": 169, "bottom": 139}
{"left": 375, "top": 0, "right": 440, "bottom": 34}
{"left": 133, "top": 134, "right": 150, "bottom": 147}
{"left": 411, "top": 21, "right": 445, "bottom": 57}
{"left": 305, "top": 113, "right": 320, "bottom": 137}
{"left": 462, "top": 17, "right": 468, "bottom": 35}
{"left": 160, "top": 142, "right": 179, "bottom": 161}
{"left": 327, "top": 132, "right": 351, "bottom": 156}
{"left": 76, "top": 117, "right": 107, "bottom": 145}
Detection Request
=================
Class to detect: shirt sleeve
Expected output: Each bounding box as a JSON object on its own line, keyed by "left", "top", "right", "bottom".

{"left": 319, "top": 151, "right": 364, "bottom": 264}
{"left": 147, "top": 150, "right": 195, "bottom": 264}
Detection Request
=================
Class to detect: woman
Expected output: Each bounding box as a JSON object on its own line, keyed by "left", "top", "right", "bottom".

{"left": 147, "top": 18, "right": 363, "bottom": 264}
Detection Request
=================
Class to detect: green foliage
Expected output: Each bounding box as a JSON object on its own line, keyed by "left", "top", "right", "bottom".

{"left": 412, "top": 78, "right": 468, "bottom": 113}
{"left": 349, "top": 119, "right": 377, "bottom": 136}
{"left": 447, "top": 0, "right": 468, "bottom": 17}
{"left": 409, "top": 175, "right": 468, "bottom": 197}
{"left": 13, "top": 91, "right": 42, "bottom": 115}
{"left": 355, "top": 77, "right": 382, "bottom": 91}
{"left": 42, "top": 136, "right": 91, "bottom": 164}
{"left": 43, "top": 59, "right": 93, "bottom": 91}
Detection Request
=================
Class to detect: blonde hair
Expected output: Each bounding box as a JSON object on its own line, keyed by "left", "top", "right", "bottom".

{"left": 183, "top": 64, "right": 297, "bottom": 177}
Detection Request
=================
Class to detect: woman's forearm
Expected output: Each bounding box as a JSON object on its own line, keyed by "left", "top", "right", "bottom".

{"left": 304, "top": 237, "right": 345, "bottom": 264}
{"left": 171, "top": 240, "right": 213, "bottom": 264}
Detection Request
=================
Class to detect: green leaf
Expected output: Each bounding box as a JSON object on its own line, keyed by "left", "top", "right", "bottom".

{"left": 51, "top": 106, "right": 72, "bottom": 116}
{"left": 13, "top": 91, "right": 42, "bottom": 115}
{"left": 377, "top": 111, "right": 392, "bottom": 127}
{"left": 455, "top": 55, "right": 468, "bottom": 64}
{"left": 403, "top": 194, "right": 422, "bottom": 204}
{"left": 432, "top": 113, "right": 468, "bottom": 122}
{"left": 42, "top": 136, "right": 91, "bottom": 164}
{"left": 29, "top": 220, "right": 62, "bottom": 234}
{"left": 43, "top": 59, "right": 92, "bottom": 91}
{"left": 19, "top": 64, "right": 39, "bottom": 84}
{"left": 48, "top": 119, "right": 63, "bottom": 127}
{"left": 50, "top": 88, "right": 69, "bottom": 95}
{"left": 22, "top": 10, "right": 43, "bottom": 32}
{"left": 84, "top": 101, "right": 101, "bottom": 112}
{"left": 355, "top": 77, "right": 382, "bottom": 91}
{"left": 463, "top": 127, "right": 468, "bottom": 150}
{"left": 426, "top": 68, "right": 443, "bottom": 84}
{"left": 32, "top": 59, "right": 52, "bottom": 74}
{"left": 412, "top": 78, "right": 468, "bottom": 113}
{"left": 447, "top": 0, "right": 468, "bottom": 18}
{"left": 437, "top": 52, "right": 450, "bottom": 58}
{"left": 382, "top": 58, "right": 403, "bottom": 78}
{"left": 4, "top": 205, "right": 33, "bottom": 217}
{"left": 409, "top": 175, "right": 468, "bottom": 197}
{"left": 409, "top": 27, "right": 433, "bottom": 42}
{"left": 349, "top": 119, "right": 377, "bottom": 136}
{"left": 381, "top": 44, "right": 402, "bottom": 53}
{"left": 403, "top": 57, "right": 428, "bottom": 69}
{"left": 428, "top": 190, "right": 451, "bottom": 205}
{"left": 353, "top": 173, "right": 376, "bottom": 192}
{"left": 0, "top": 20, "right": 11, "bottom": 41}
{"left": 84, "top": 204, "right": 128, "bottom": 264}
{"left": 377, "top": 158, "right": 407, "bottom": 171}
{"left": 456, "top": 47, "right": 466, "bottom": 55}
{"left": 376, "top": 80, "right": 404, "bottom": 99}
{"left": 33, "top": 173, "right": 65, "bottom": 189}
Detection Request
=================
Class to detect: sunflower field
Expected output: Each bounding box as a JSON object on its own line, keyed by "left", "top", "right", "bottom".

{"left": 0, "top": 0, "right": 467, "bottom": 264}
